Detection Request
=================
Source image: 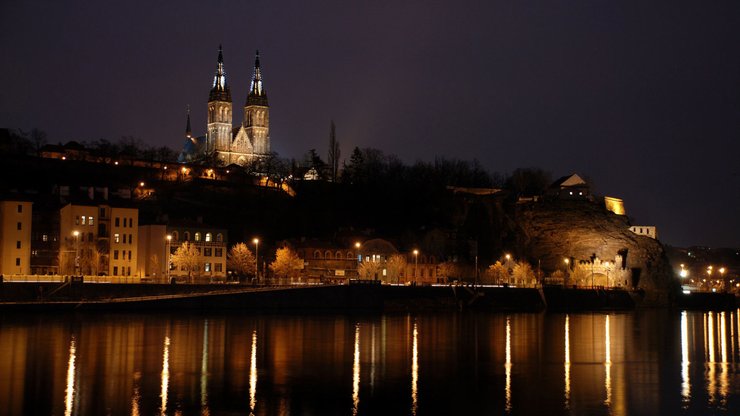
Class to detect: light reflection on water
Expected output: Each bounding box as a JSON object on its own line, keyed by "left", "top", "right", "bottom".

{"left": 0, "top": 310, "right": 739, "bottom": 415}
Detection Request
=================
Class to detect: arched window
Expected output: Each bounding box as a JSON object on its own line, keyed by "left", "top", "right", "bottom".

{"left": 216, "top": 233, "right": 223, "bottom": 242}
{"left": 422, "top": 255, "right": 428, "bottom": 264}
{"left": 172, "top": 231, "right": 179, "bottom": 241}
{"left": 314, "top": 250, "right": 322, "bottom": 259}
{"left": 195, "top": 232, "right": 201, "bottom": 242}
{"left": 336, "top": 251, "right": 342, "bottom": 259}
{"left": 205, "top": 233, "right": 212, "bottom": 242}
{"left": 347, "top": 252, "right": 354, "bottom": 259}
{"left": 184, "top": 231, "right": 190, "bottom": 241}
{"left": 325, "top": 251, "right": 333, "bottom": 259}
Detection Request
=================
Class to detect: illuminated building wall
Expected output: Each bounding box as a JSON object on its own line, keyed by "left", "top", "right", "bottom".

{"left": 166, "top": 224, "right": 227, "bottom": 279}
{"left": 0, "top": 200, "right": 33, "bottom": 275}
{"left": 59, "top": 203, "right": 139, "bottom": 277}
{"left": 604, "top": 196, "right": 626, "bottom": 216}
{"left": 629, "top": 226, "right": 658, "bottom": 240}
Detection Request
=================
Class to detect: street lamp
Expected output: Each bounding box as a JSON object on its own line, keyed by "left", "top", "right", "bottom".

{"left": 253, "top": 238, "right": 260, "bottom": 284}
{"left": 72, "top": 230, "right": 80, "bottom": 275}
{"left": 413, "top": 249, "right": 419, "bottom": 285}
{"left": 166, "top": 235, "right": 172, "bottom": 283}
{"left": 719, "top": 267, "right": 726, "bottom": 292}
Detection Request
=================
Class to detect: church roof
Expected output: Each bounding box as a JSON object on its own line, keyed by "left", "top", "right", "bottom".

{"left": 246, "top": 50, "right": 268, "bottom": 106}
{"left": 209, "top": 45, "right": 232, "bottom": 102}
{"left": 550, "top": 173, "right": 588, "bottom": 189}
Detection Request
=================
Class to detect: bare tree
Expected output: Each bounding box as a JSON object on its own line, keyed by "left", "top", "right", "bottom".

{"left": 227, "top": 243, "right": 257, "bottom": 280}
{"left": 386, "top": 254, "right": 407, "bottom": 283}
{"left": 437, "top": 261, "right": 459, "bottom": 283}
{"left": 512, "top": 261, "right": 535, "bottom": 287}
{"left": 486, "top": 261, "right": 508, "bottom": 285}
{"left": 269, "top": 246, "right": 303, "bottom": 283}
{"left": 171, "top": 242, "right": 201, "bottom": 282}
{"left": 358, "top": 260, "right": 381, "bottom": 280}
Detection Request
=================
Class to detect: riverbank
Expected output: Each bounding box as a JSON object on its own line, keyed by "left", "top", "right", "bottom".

{"left": 3, "top": 281, "right": 731, "bottom": 312}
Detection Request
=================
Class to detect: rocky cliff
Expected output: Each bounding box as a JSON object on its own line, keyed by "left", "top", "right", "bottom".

{"left": 515, "top": 200, "right": 676, "bottom": 304}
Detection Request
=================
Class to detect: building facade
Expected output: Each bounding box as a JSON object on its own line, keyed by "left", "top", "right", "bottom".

{"left": 630, "top": 226, "right": 658, "bottom": 240}
{"left": 0, "top": 200, "right": 32, "bottom": 275}
{"left": 204, "top": 47, "right": 270, "bottom": 166}
{"left": 58, "top": 202, "right": 138, "bottom": 277}
{"left": 165, "top": 224, "right": 228, "bottom": 281}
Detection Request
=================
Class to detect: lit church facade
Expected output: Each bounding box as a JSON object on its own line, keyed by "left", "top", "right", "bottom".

{"left": 183, "top": 46, "right": 270, "bottom": 166}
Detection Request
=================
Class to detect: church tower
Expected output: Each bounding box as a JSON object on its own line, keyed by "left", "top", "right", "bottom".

{"left": 243, "top": 50, "right": 270, "bottom": 155}
{"left": 207, "top": 45, "right": 233, "bottom": 154}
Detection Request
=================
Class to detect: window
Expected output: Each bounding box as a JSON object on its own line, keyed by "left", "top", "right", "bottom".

{"left": 42, "top": 234, "right": 48, "bottom": 242}
{"left": 205, "top": 263, "right": 211, "bottom": 272}
{"left": 184, "top": 231, "right": 190, "bottom": 241}
{"left": 122, "top": 251, "right": 126, "bottom": 260}
{"left": 114, "top": 250, "right": 119, "bottom": 260}
{"left": 115, "top": 217, "right": 120, "bottom": 227}
{"left": 215, "top": 263, "right": 222, "bottom": 272}
{"left": 204, "top": 248, "right": 212, "bottom": 256}
{"left": 314, "top": 250, "right": 322, "bottom": 259}
{"left": 17, "top": 204, "right": 22, "bottom": 213}
{"left": 325, "top": 251, "right": 333, "bottom": 259}
{"left": 88, "top": 216, "right": 94, "bottom": 226}
{"left": 128, "top": 251, "right": 132, "bottom": 260}
{"left": 347, "top": 252, "right": 354, "bottom": 259}
{"left": 17, "top": 222, "right": 21, "bottom": 230}
{"left": 114, "top": 233, "right": 120, "bottom": 243}
{"left": 100, "top": 208, "right": 106, "bottom": 218}
{"left": 16, "top": 258, "right": 21, "bottom": 266}
{"left": 195, "top": 232, "right": 201, "bottom": 242}
{"left": 215, "top": 248, "right": 223, "bottom": 257}
{"left": 75, "top": 216, "right": 80, "bottom": 225}
{"left": 88, "top": 232, "right": 93, "bottom": 242}
{"left": 172, "top": 231, "right": 179, "bottom": 241}
{"left": 113, "top": 266, "right": 118, "bottom": 276}
{"left": 16, "top": 241, "right": 21, "bottom": 249}
{"left": 81, "top": 216, "right": 86, "bottom": 225}
{"left": 205, "top": 233, "right": 212, "bottom": 242}
{"left": 216, "top": 233, "right": 223, "bottom": 242}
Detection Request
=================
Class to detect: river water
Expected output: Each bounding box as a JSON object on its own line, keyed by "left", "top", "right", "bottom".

{"left": 0, "top": 309, "right": 738, "bottom": 415}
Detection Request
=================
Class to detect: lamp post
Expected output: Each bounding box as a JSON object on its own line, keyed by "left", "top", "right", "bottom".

{"left": 413, "top": 249, "right": 419, "bottom": 286}
{"left": 72, "top": 231, "right": 80, "bottom": 275}
{"left": 719, "top": 267, "right": 726, "bottom": 292}
{"left": 354, "top": 242, "right": 361, "bottom": 280}
{"left": 505, "top": 253, "right": 512, "bottom": 285}
{"left": 253, "top": 238, "right": 259, "bottom": 284}
{"left": 166, "top": 234, "right": 172, "bottom": 283}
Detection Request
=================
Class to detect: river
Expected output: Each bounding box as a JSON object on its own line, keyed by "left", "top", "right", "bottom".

{"left": 0, "top": 309, "right": 738, "bottom": 415}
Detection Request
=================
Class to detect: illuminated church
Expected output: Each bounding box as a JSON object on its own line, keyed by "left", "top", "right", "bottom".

{"left": 181, "top": 46, "right": 270, "bottom": 165}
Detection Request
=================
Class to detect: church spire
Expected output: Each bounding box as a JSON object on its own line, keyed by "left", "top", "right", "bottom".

{"left": 246, "top": 50, "right": 268, "bottom": 106}
{"left": 185, "top": 105, "right": 192, "bottom": 139}
{"left": 209, "top": 44, "right": 231, "bottom": 102}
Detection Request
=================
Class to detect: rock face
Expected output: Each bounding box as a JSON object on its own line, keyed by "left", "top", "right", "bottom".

{"left": 515, "top": 200, "right": 675, "bottom": 303}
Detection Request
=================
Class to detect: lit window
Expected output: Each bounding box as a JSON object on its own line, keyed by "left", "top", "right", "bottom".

{"left": 216, "top": 233, "right": 223, "bottom": 242}
{"left": 205, "top": 263, "right": 211, "bottom": 272}
{"left": 205, "top": 233, "right": 212, "bottom": 242}
{"left": 88, "top": 216, "right": 94, "bottom": 225}
{"left": 81, "top": 216, "right": 86, "bottom": 225}
{"left": 42, "top": 234, "right": 48, "bottom": 242}
{"left": 195, "top": 232, "right": 201, "bottom": 242}
{"left": 114, "top": 233, "right": 120, "bottom": 243}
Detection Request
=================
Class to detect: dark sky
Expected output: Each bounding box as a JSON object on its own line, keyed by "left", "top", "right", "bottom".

{"left": 1, "top": 0, "right": 739, "bottom": 248}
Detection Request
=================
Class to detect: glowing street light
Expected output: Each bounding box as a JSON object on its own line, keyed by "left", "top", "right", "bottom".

{"left": 413, "top": 249, "right": 419, "bottom": 285}
{"left": 72, "top": 231, "right": 80, "bottom": 275}
{"left": 166, "top": 235, "right": 172, "bottom": 283}
{"left": 719, "top": 267, "right": 726, "bottom": 292}
{"left": 253, "top": 238, "right": 260, "bottom": 283}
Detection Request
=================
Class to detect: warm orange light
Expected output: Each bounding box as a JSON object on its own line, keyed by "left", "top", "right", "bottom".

{"left": 114, "top": 161, "right": 119, "bottom": 165}
{"left": 505, "top": 254, "right": 511, "bottom": 261}
{"left": 564, "top": 258, "right": 569, "bottom": 264}
{"left": 163, "top": 166, "right": 168, "bottom": 170}
{"left": 166, "top": 235, "right": 172, "bottom": 241}
{"left": 355, "top": 242, "right": 361, "bottom": 249}
{"left": 72, "top": 231, "right": 79, "bottom": 237}
{"left": 181, "top": 167, "right": 187, "bottom": 173}
{"left": 253, "top": 238, "right": 259, "bottom": 244}
{"left": 139, "top": 182, "right": 145, "bottom": 187}
{"left": 413, "top": 249, "right": 419, "bottom": 256}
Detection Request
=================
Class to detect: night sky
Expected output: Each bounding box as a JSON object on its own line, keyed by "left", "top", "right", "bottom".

{"left": 1, "top": 1, "right": 739, "bottom": 248}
